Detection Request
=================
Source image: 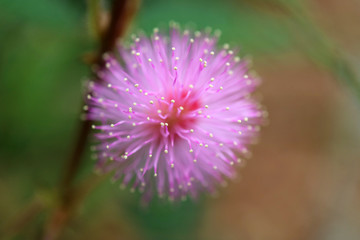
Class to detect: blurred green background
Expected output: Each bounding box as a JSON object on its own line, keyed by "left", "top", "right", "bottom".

{"left": 1, "top": 0, "right": 360, "bottom": 239}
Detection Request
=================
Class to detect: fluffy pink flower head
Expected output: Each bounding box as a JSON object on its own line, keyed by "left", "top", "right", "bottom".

{"left": 87, "top": 25, "right": 264, "bottom": 201}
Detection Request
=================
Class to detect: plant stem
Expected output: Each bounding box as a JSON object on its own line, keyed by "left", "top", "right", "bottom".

{"left": 41, "top": 1, "right": 139, "bottom": 239}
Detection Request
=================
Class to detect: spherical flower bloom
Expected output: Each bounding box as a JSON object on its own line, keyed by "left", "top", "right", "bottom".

{"left": 87, "top": 25, "right": 264, "bottom": 201}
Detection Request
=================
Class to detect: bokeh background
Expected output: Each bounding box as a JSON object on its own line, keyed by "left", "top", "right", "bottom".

{"left": 1, "top": 0, "right": 360, "bottom": 239}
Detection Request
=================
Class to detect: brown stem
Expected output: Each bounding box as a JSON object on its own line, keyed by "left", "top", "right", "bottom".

{"left": 41, "top": 1, "right": 139, "bottom": 239}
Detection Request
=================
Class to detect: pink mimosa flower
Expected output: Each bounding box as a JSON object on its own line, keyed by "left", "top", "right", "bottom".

{"left": 87, "top": 25, "right": 264, "bottom": 201}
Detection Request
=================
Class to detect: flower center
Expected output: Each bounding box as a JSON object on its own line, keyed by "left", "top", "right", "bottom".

{"left": 150, "top": 89, "right": 201, "bottom": 138}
